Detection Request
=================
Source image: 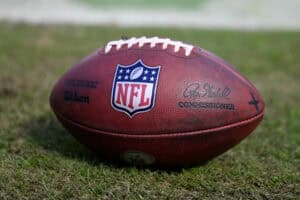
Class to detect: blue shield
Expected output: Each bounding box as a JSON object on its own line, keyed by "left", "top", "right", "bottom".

{"left": 111, "top": 59, "right": 161, "bottom": 117}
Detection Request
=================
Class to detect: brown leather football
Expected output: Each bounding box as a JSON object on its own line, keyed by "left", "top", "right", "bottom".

{"left": 50, "top": 37, "right": 264, "bottom": 167}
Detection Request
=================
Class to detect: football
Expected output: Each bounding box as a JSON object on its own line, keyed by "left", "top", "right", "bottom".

{"left": 50, "top": 37, "right": 264, "bottom": 167}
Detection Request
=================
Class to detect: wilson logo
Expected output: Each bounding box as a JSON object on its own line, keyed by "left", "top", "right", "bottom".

{"left": 111, "top": 59, "right": 160, "bottom": 117}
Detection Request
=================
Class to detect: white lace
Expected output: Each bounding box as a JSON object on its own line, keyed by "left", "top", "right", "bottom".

{"left": 104, "top": 36, "right": 194, "bottom": 56}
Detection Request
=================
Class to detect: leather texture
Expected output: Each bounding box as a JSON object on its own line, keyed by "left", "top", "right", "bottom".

{"left": 50, "top": 42, "right": 265, "bottom": 167}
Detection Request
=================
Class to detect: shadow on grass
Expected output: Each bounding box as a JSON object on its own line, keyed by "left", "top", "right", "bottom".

{"left": 22, "top": 112, "right": 192, "bottom": 172}
{"left": 22, "top": 112, "right": 105, "bottom": 163}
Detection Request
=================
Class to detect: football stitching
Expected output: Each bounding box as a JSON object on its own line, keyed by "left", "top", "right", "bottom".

{"left": 104, "top": 36, "right": 194, "bottom": 56}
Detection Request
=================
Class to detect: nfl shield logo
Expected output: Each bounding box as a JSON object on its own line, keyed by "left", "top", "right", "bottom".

{"left": 111, "top": 59, "right": 161, "bottom": 117}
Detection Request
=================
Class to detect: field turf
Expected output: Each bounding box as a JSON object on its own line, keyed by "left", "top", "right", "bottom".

{"left": 0, "top": 23, "right": 299, "bottom": 199}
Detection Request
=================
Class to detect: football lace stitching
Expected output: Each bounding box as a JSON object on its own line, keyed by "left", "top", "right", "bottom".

{"left": 105, "top": 36, "right": 194, "bottom": 56}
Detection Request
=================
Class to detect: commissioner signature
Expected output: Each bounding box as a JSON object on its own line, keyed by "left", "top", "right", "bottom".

{"left": 183, "top": 82, "right": 231, "bottom": 99}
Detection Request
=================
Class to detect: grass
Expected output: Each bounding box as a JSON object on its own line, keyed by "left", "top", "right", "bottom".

{"left": 0, "top": 23, "right": 299, "bottom": 199}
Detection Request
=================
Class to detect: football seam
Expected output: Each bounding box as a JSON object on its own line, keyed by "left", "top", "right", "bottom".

{"left": 98, "top": 46, "right": 199, "bottom": 59}
{"left": 104, "top": 37, "right": 194, "bottom": 56}
{"left": 198, "top": 49, "right": 258, "bottom": 91}
{"left": 101, "top": 43, "right": 257, "bottom": 92}
{"left": 53, "top": 109, "right": 264, "bottom": 138}
{"left": 100, "top": 45, "right": 254, "bottom": 91}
